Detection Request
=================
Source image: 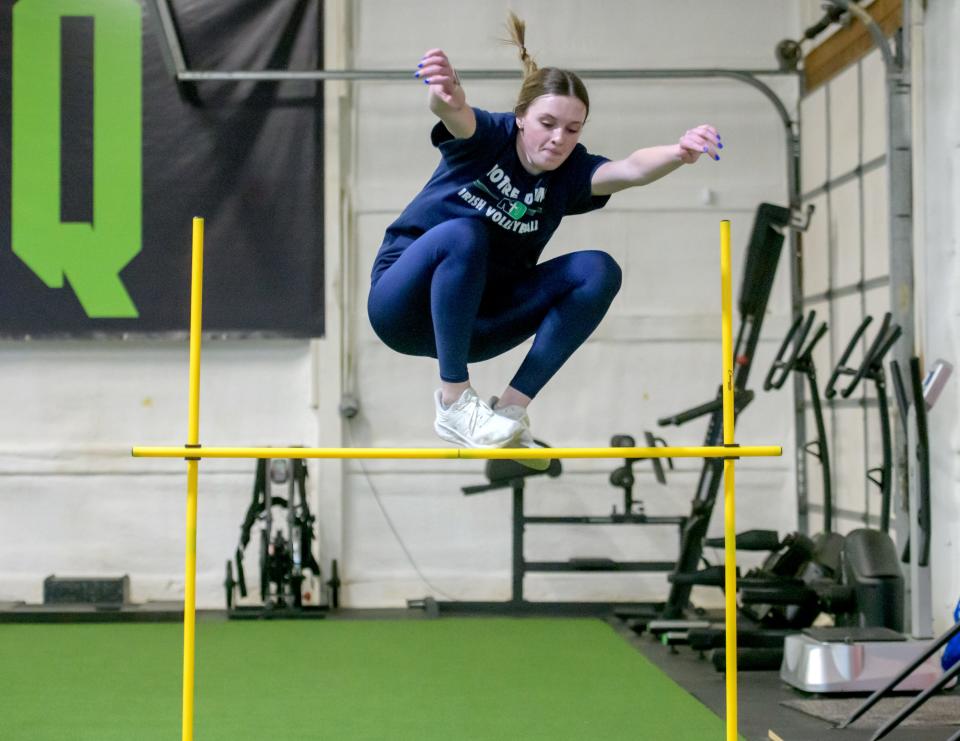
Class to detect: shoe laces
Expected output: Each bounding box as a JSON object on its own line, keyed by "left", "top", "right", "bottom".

{"left": 466, "top": 395, "right": 496, "bottom": 433}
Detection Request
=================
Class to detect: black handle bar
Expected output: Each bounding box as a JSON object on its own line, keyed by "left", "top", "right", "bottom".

{"left": 657, "top": 388, "right": 755, "bottom": 427}
{"left": 824, "top": 313, "right": 901, "bottom": 399}
{"left": 825, "top": 315, "right": 874, "bottom": 399}
{"left": 764, "top": 310, "right": 828, "bottom": 391}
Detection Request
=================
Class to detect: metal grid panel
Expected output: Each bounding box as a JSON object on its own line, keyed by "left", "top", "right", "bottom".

{"left": 799, "top": 47, "right": 892, "bottom": 533}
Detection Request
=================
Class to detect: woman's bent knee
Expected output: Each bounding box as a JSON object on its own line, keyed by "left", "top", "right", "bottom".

{"left": 576, "top": 250, "right": 622, "bottom": 299}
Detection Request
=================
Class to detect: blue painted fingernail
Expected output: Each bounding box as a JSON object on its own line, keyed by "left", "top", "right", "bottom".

{"left": 424, "top": 78, "right": 430, "bottom": 84}
{"left": 718, "top": 142, "right": 724, "bottom": 149}
{"left": 414, "top": 71, "right": 420, "bottom": 77}
{"left": 417, "top": 62, "right": 423, "bottom": 68}
{"left": 717, "top": 133, "right": 722, "bottom": 139}
{"left": 702, "top": 146, "right": 708, "bottom": 152}
{"left": 714, "top": 155, "right": 720, "bottom": 161}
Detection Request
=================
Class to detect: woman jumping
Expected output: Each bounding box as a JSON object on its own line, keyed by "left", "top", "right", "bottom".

{"left": 367, "top": 13, "right": 721, "bottom": 463}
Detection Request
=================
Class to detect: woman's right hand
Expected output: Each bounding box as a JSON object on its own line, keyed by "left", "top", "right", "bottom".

{"left": 417, "top": 48, "right": 464, "bottom": 108}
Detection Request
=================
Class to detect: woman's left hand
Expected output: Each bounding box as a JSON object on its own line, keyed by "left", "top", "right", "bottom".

{"left": 678, "top": 124, "right": 722, "bottom": 164}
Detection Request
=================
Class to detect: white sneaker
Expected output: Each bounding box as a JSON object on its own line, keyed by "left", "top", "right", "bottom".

{"left": 490, "top": 396, "right": 551, "bottom": 471}
{"left": 434, "top": 388, "right": 523, "bottom": 448}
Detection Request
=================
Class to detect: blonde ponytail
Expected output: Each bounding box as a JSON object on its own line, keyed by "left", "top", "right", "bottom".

{"left": 504, "top": 11, "right": 538, "bottom": 78}
{"left": 502, "top": 12, "right": 591, "bottom": 120}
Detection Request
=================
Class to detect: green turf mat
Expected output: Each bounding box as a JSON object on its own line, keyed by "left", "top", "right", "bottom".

{"left": 0, "top": 618, "right": 731, "bottom": 740}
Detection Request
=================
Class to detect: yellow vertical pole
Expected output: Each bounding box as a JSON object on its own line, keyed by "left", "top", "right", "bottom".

{"left": 720, "top": 220, "right": 739, "bottom": 740}
{"left": 182, "top": 217, "right": 204, "bottom": 741}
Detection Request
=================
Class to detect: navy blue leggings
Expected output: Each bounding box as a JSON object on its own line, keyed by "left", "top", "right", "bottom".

{"left": 367, "top": 218, "right": 622, "bottom": 399}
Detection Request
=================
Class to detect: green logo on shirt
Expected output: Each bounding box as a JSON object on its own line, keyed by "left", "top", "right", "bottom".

{"left": 508, "top": 201, "right": 527, "bottom": 220}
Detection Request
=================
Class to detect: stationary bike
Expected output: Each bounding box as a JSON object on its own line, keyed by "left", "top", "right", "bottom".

{"left": 224, "top": 457, "right": 339, "bottom": 615}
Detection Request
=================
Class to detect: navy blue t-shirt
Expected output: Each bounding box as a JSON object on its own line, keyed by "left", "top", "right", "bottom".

{"left": 372, "top": 108, "right": 610, "bottom": 279}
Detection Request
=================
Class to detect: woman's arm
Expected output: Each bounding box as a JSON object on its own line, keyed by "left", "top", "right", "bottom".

{"left": 417, "top": 48, "right": 476, "bottom": 139}
{"left": 591, "top": 124, "right": 721, "bottom": 196}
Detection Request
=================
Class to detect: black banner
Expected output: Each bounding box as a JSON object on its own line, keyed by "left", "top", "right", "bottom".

{"left": 0, "top": 0, "right": 324, "bottom": 337}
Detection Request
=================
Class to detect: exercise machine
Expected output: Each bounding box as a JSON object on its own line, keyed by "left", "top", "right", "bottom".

{"left": 657, "top": 313, "right": 909, "bottom": 674}
{"left": 663, "top": 525, "right": 905, "bottom": 668}
{"left": 780, "top": 351, "right": 953, "bottom": 693}
{"left": 823, "top": 312, "right": 902, "bottom": 532}
{"left": 765, "top": 309, "right": 832, "bottom": 531}
{"left": 224, "top": 457, "right": 337, "bottom": 617}
{"left": 410, "top": 434, "right": 681, "bottom": 616}
{"left": 891, "top": 356, "right": 952, "bottom": 637}
{"left": 781, "top": 357, "right": 952, "bottom": 695}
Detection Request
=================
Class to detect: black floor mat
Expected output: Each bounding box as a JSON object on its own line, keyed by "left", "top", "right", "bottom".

{"left": 781, "top": 693, "right": 960, "bottom": 729}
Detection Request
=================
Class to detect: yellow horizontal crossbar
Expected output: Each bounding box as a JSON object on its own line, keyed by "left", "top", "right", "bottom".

{"left": 132, "top": 445, "right": 781, "bottom": 460}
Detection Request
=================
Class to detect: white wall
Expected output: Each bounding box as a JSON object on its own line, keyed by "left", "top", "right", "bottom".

{"left": 0, "top": 339, "right": 319, "bottom": 606}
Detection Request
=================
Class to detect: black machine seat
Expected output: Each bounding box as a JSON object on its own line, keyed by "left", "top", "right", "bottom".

{"left": 461, "top": 444, "right": 561, "bottom": 496}
{"left": 485, "top": 455, "right": 561, "bottom": 484}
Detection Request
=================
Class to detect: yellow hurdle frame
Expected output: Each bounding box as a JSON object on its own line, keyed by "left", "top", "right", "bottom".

{"left": 133, "top": 217, "right": 775, "bottom": 741}
{"left": 133, "top": 445, "right": 780, "bottom": 460}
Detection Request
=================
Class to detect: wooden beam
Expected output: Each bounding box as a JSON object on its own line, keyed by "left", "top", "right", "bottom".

{"left": 803, "top": 0, "right": 902, "bottom": 94}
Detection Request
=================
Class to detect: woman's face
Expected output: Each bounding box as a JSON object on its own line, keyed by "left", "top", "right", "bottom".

{"left": 515, "top": 94, "right": 587, "bottom": 174}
